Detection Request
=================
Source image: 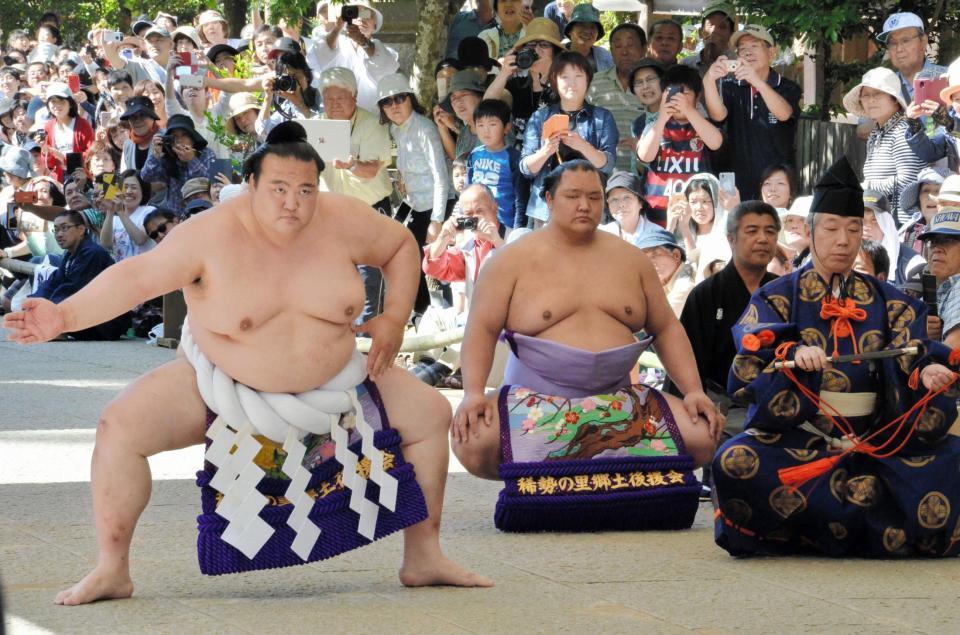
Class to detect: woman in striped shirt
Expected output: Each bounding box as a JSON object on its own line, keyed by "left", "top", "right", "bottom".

{"left": 843, "top": 67, "right": 924, "bottom": 225}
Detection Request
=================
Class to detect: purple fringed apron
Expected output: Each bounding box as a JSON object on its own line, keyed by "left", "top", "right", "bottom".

{"left": 494, "top": 331, "right": 700, "bottom": 532}
{"left": 196, "top": 379, "right": 428, "bottom": 575}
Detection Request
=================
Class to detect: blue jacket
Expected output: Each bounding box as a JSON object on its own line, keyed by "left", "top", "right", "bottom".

{"left": 519, "top": 102, "right": 618, "bottom": 222}
{"left": 905, "top": 126, "right": 960, "bottom": 174}
{"left": 31, "top": 236, "right": 130, "bottom": 340}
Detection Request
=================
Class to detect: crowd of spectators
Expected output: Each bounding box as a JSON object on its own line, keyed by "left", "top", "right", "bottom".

{"left": 0, "top": 2, "right": 959, "bottom": 402}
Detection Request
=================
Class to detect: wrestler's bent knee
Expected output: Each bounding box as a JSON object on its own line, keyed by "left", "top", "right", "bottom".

{"left": 452, "top": 431, "right": 500, "bottom": 480}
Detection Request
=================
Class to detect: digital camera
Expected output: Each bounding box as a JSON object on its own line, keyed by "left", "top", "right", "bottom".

{"left": 455, "top": 216, "right": 478, "bottom": 231}
{"left": 516, "top": 46, "right": 539, "bottom": 71}
{"left": 273, "top": 60, "right": 298, "bottom": 93}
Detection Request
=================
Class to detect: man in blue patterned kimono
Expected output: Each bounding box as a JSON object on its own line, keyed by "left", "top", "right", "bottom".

{"left": 712, "top": 158, "right": 960, "bottom": 557}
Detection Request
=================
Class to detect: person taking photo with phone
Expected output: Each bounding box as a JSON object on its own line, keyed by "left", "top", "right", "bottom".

{"left": 637, "top": 65, "right": 722, "bottom": 226}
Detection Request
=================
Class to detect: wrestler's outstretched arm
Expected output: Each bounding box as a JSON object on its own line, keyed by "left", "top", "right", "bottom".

{"left": 637, "top": 250, "right": 723, "bottom": 441}
{"left": 336, "top": 194, "right": 420, "bottom": 379}
{"left": 3, "top": 209, "right": 210, "bottom": 344}
{"left": 452, "top": 245, "right": 518, "bottom": 441}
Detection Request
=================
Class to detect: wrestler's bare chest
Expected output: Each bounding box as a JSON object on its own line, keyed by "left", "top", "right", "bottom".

{"left": 184, "top": 239, "right": 365, "bottom": 335}
{"left": 506, "top": 240, "right": 648, "bottom": 348}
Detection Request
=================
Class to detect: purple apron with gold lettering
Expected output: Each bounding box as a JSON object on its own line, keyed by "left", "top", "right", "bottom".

{"left": 494, "top": 331, "right": 700, "bottom": 532}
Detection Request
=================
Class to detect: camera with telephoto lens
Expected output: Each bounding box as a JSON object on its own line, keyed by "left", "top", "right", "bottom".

{"left": 516, "top": 46, "right": 539, "bottom": 71}
{"left": 455, "top": 216, "right": 478, "bottom": 231}
{"left": 272, "top": 60, "right": 298, "bottom": 93}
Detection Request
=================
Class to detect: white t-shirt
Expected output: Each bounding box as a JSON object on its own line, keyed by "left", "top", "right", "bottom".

{"left": 53, "top": 119, "right": 75, "bottom": 154}
{"left": 109, "top": 205, "right": 156, "bottom": 261}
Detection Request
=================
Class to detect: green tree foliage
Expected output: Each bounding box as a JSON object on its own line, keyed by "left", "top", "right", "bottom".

{"left": 732, "top": 0, "right": 960, "bottom": 120}
{"left": 0, "top": 1, "right": 226, "bottom": 46}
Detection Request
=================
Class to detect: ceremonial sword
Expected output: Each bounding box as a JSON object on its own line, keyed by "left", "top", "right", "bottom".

{"left": 773, "top": 346, "right": 919, "bottom": 370}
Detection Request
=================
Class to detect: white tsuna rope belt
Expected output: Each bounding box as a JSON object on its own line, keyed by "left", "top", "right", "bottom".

{"left": 181, "top": 319, "right": 398, "bottom": 560}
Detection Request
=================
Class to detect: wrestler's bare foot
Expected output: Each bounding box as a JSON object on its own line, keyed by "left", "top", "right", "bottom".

{"left": 399, "top": 552, "right": 494, "bottom": 588}
{"left": 54, "top": 564, "right": 133, "bottom": 606}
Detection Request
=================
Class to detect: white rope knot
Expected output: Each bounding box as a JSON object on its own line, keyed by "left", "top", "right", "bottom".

{"left": 181, "top": 319, "right": 399, "bottom": 560}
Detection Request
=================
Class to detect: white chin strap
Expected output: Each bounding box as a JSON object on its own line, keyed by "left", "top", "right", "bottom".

{"left": 181, "top": 319, "right": 398, "bottom": 560}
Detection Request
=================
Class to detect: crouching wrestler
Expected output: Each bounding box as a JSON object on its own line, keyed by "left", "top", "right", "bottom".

{"left": 452, "top": 160, "right": 722, "bottom": 532}
{"left": 713, "top": 158, "right": 960, "bottom": 558}
{"left": 3, "top": 122, "right": 491, "bottom": 606}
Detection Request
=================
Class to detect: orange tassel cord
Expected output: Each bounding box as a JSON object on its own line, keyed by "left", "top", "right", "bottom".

{"left": 819, "top": 297, "right": 867, "bottom": 360}
{"left": 772, "top": 341, "right": 958, "bottom": 490}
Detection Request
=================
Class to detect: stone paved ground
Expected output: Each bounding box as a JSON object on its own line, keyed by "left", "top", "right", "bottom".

{"left": 2, "top": 337, "right": 958, "bottom": 634}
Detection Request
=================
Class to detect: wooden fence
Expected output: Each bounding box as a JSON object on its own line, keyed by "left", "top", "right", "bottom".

{"left": 794, "top": 117, "right": 867, "bottom": 195}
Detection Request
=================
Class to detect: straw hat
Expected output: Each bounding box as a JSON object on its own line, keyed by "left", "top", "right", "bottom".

{"left": 842, "top": 67, "right": 908, "bottom": 118}
{"left": 225, "top": 93, "right": 261, "bottom": 135}
{"left": 173, "top": 26, "right": 203, "bottom": 50}
{"left": 514, "top": 18, "right": 563, "bottom": 50}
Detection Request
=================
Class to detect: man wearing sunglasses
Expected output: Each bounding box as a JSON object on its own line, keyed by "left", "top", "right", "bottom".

{"left": 26, "top": 210, "right": 129, "bottom": 340}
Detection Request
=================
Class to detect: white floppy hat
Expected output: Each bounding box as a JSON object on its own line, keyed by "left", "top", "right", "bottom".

{"left": 842, "top": 67, "right": 908, "bottom": 118}
{"left": 172, "top": 26, "right": 203, "bottom": 50}
{"left": 782, "top": 195, "right": 812, "bottom": 220}
{"left": 377, "top": 73, "right": 411, "bottom": 103}
{"left": 933, "top": 174, "right": 960, "bottom": 205}
{"left": 225, "top": 92, "right": 261, "bottom": 135}
{"left": 0, "top": 145, "right": 35, "bottom": 179}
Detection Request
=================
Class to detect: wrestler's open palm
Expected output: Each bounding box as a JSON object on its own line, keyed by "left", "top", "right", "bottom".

{"left": 453, "top": 392, "right": 493, "bottom": 443}
{"left": 3, "top": 298, "right": 66, "bottom": 344}
{"left": 355, "top": 314, "right": 404, "bottom": 380}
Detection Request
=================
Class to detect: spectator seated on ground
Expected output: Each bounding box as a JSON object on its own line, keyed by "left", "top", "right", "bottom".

{"left": 28, "top": 210, "right": 129, "bottom": 339}
{"left": 423, "top": 183, "right": 503, "bottom": 312}
{"left": 451, "top": 161, "right": 719, "bottom": 533}
{"left": 712, "top": 157, "right": 960, "bottom": 558}
{"left": 635, "top": 227, "right": 694, "bottom": 318}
